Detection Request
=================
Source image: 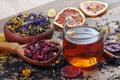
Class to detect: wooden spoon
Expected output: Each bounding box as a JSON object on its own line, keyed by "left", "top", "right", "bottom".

{"left": 0, "top": 40, "right": 61, "bottom": 66}
{"left": 104, "top": 49, "right": 120, "bottom": 59}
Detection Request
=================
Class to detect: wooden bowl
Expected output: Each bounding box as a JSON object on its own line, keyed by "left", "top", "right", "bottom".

{"left": 4, "top": 23, "right": 54, "bottom": 44}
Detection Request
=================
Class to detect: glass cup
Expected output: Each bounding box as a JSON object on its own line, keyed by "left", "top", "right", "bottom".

{"left": 63, "top": 22, "right": 108, "bottom": 68}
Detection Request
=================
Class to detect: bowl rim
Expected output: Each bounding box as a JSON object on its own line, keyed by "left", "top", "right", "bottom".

{"left": 4, "top": 22, "right": 54, "bottom": 44}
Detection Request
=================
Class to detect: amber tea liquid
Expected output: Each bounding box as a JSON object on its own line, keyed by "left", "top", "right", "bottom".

{"left": 63, "top": 26, "right": 104, "bottom": 68}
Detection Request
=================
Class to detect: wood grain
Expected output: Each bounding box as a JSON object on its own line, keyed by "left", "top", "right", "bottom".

{"left": 0, "top": 0, "right": 55, "bottom": 20}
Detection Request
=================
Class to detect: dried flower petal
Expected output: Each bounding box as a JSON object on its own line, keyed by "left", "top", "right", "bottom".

{"left": 0, "top": 51, "right": 7, "bottom": 67}
{"left": 0, "top": 33, "right": 5, "bottom": 41}
{"left": 6, "top": 13, "right": 51, "bottom": 36}
{"left": 117, "top": 33, "right": 120, "bottom": 37}
{"left": 24, "top": 40, "right": 59, "bottom": 61}
{"left": 22, "top": 68, "right": 31, "bottom": 76}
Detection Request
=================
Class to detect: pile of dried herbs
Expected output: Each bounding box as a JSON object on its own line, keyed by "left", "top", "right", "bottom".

{"left": 5, "top": 13, "right": 51, "bottom": 36}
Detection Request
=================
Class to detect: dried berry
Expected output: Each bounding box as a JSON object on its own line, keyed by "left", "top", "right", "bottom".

{"left": 24, "top": 40, "right": 59, "bottom": 61}
{"left": 61, "top": 65, "right": 82, "bottom": 78}
{"left": 104, "top": 43, "right": 120, "bottom": 52}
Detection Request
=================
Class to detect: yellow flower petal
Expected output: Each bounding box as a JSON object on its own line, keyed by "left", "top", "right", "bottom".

{"left": 23, "top": 13, "right": 29, "bottom": 18}
{"left": 22, "top": 68, "right": 31, "bottom": 76}
{"left": 117, "top": 33, "right": 120, "bottom": 37}
{"left": 0, "top": 33, "right": 5, "bottom": 41}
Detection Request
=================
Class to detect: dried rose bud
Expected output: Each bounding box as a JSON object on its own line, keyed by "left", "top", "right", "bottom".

{"left": 24, "top": 40, "right": 59, "bottom": 61}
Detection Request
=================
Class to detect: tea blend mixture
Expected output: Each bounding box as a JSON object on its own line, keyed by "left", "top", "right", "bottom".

{"left": 0, "top": 51, "right": 120, "bottom": 80}
{"left": 0, "top": 5, "right": 120, "bottom": 80}
{"left": 5, "top": 13, "right": 51, "bottom": 36}
{"left": 0, "top": 30, "right": 120, "bottom": 80}
{"left": 24, "top": 40, "right": 59, "bottom": 61}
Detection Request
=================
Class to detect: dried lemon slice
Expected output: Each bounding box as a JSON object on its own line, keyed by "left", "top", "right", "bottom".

{"left": 47, "top": 9, "right": 56, "bottom": 18}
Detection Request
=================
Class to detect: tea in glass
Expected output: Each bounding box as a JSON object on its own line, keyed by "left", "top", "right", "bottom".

{"left": 63, "top": 26, "right": 104, "bottom": 68}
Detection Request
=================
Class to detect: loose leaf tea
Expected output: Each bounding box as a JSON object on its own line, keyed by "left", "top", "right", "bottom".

{"left": 5, "top": 13, "right": 51, "bottom": 36}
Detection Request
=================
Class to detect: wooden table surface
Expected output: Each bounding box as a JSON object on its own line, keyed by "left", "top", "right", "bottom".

{"left": 0, "top": 0, "right": 120, "bottom": 80}
{"left": 0, "top": 0, "right": 55, "bottom": 20}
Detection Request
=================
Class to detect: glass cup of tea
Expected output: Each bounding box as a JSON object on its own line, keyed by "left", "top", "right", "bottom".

{"left": 63, "top": 22, "right": 108, "bottom": 68}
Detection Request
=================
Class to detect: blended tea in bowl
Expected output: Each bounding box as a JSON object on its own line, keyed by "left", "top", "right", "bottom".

{"left": 4, "top": 13, "right": 54, "bottom": 44}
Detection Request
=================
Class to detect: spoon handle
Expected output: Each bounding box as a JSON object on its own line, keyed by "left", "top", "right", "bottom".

{"left": 0, "top": 42, "right": 19, "bottom": 55}
{"left": 104, "top": 49, "right": 116, "bottom": 59}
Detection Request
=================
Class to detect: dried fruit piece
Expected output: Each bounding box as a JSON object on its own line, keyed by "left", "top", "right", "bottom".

{"left": 24, "top": 40, "right": 59, "bottom": 61}
{"left": 80, "top": 1, "right": 108, "bottom": 17}
{"left": 47, "top": 9, "right": 56, "bottom": 18}
{"left": 104, "top": 43, "right": 120, "bottom": 52}
{"left": 61, "top": 65, "right": 82, "bottom": 78}
{"left": 54, "top": 7, "right": 86, "bottom": 28}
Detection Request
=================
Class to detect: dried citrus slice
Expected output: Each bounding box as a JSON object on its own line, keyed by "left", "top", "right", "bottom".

{"left": 54, "top": 7, "right": 86, "bottom": 28}
{"left": 47, "top": 9, "right": 56, "bottom": 18}
{"left": 104, "top": 43, "right": 120, "bottom": 52}
{"left": 80, "top": 1, "right": 108, "bottom": 17}
{"left": 61, "top": 65, "right": 82, "bottom": 78}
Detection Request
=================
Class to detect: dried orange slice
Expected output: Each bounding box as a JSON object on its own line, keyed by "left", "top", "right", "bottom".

{"left": 54, "top": 7, "right": 86, "bottom": 28}
{"left": 80, "top": 1, "right": 108, "bottom": 17}
{"left": 104, "top": 43, "right": 120, "bottom": 52}
{"left": 61, "top": 65, "right": 82, "bottom": 78}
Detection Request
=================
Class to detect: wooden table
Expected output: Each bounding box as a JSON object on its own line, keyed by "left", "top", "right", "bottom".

{"left": 0, "top": 0, "right": 55, "bottom": 20}
{"left": 0, "top": 0, "right": 120, "bottom": 80}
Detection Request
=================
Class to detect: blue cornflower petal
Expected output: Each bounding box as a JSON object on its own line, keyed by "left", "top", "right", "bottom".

{"left": 27, "top": 13, "right": 36, "bottom": 21}
{"left": 41, "top": 17, "right": 46, "bottom": 22}
{"left": 23, "top": 24, "right": 29, "bottom": 31}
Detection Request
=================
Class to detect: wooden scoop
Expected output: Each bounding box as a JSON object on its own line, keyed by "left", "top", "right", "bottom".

{"left": 104, "top": 49, "right": 120, "bottom": 59}
{"left": 0, "top": 40, "right": 61, "bottom": 66}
